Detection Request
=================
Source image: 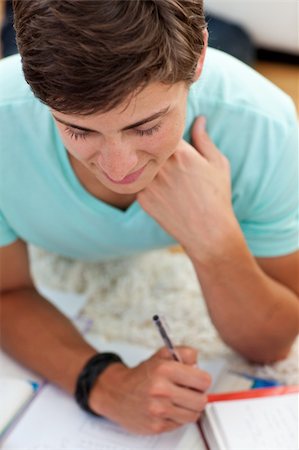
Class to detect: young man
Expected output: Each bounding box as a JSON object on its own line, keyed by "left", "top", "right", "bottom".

{"left": 0, "top": 0, "right": 298, "bottom": 435}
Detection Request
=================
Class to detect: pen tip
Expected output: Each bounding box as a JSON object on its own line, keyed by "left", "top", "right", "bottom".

{"left": 153, "top": 314, "right": 159, "bottom": 321}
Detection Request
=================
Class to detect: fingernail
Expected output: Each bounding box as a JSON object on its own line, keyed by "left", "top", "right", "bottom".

{"left": 198, "top": 116, "right": 206, "bottom": 130}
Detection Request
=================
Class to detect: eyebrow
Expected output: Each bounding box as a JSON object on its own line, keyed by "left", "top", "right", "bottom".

{"left": 52, "top": 106, "right": 170, "bottom": 133}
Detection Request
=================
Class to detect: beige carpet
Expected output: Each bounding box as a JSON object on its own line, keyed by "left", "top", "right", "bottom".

{"left": 29, "top": 246, "right": 298, "bottom": 386}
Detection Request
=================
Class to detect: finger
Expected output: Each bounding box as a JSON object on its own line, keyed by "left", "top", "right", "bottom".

{"left": 176, "top": 346, "right": 198, "bottom": 365}
{"left": 146, "top": 418, "right": 180, "bottom": 435}
{"left": 191, "top": 116, "right": 220, "bottom": 162}
{"left": 169, "top": 404, "right": 203, "bottom": 425}
{"left": 155, "top": 346, "right": 179, "bottom": 360}
{"left": 156, "top": 346, "right": 198, "bottom": 365}
{"left": 170, "top": 385, "right": 208, "bottom": 413}
{"left": 148, "top": 398, "right": 201, "bottom": 427}
{"left": 152, "top": 352, "right": 212, "bottom": 391}
{"left": 170, "top": 363, "right": 212, "bottom": 392}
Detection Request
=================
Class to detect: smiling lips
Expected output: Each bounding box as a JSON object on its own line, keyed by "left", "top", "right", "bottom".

{"left": 104, "top": 165, "right": 146, "bottom": 185}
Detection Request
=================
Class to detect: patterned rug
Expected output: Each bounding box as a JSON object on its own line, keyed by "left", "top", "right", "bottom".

{"left": 29, "top": 246, "right": 298, "bottom": 385}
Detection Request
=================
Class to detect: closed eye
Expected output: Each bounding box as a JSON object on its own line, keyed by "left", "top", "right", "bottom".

{"left": 64, "top": 126, "right": 89, "bottom": 141}
{"left": 64, "top": 123, "right": 161, "bottom": 141}
{"left": 134, "top": 124, "right": 161, "bottom": 136}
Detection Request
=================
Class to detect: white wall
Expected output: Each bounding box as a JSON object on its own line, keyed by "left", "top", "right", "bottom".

{"left": 205, "top": 0, "right": 299, "bottom": 54}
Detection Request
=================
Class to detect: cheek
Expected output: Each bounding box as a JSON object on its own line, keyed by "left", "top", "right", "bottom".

{"left": 60, "top": 135, "right": 96, "bottom": 161}
{"left": 147, "top": 122, "right": 184, "bottom": 160}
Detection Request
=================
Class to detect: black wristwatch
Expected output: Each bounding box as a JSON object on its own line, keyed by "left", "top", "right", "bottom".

{"left": 75, "top": 352, "right": 124, "bottom": 416}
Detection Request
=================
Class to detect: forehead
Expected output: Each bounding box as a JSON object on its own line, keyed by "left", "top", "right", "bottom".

{"left": 52, "top": 81, "right": 187, "bottom": 131}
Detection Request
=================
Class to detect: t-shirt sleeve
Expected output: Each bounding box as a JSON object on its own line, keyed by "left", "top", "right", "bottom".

{"left": 239, "top": 117, "right": 298, "bottom": 257}
{"left": 0, "top": 210, "right": 18, "bottom": 247}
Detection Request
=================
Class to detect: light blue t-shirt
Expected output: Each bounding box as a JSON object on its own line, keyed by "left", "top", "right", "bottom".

{"left": 0, "top": 49, "right": 298, "bottom": 261}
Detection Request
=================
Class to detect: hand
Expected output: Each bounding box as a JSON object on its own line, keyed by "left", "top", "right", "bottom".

{"left": 137, "top": 117, "right": 239, "bottom": 262}
{"left": 89, "top": 346, "right": 211, "bottom": 435}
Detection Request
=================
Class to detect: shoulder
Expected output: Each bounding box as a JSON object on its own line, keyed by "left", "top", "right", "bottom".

{"left": 0, "top": 54, "right": 48, "bottom": 129}
{"left": 187, "top": 48, "right": 296, "bottom": 136}
{"left": 0, "top": 54, "right": 34, "bottom": 104}
{"left": 0, "top": 54, "right": 51, "bottom": 140}
{"left": 0, "top": 55, "right": 57, "bottom": 182}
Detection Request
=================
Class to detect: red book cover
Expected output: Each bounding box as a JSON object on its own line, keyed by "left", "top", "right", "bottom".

{"left": 207, "top": 384, "right": 299, "bottom": 403}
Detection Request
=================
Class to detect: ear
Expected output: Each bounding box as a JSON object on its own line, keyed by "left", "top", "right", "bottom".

{"left": 193, "top": 28, "right": 209, "bottom": 82}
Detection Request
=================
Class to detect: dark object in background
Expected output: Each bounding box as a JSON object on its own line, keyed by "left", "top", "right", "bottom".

{"left": 1, "top": 0, "right": 17, "bottom": 57}
{"left": 206, "top": 13, "right": 256, "bottom": 66}
{"left": 257, "top": 48, "right": 299, "bottom": 66}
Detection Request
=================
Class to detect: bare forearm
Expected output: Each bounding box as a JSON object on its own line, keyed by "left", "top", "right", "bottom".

{"left": 0, "top": 287, "right": 97, "bottom": 393}
{"left": 190, "top": 232, "right": 299, "bottom": 363}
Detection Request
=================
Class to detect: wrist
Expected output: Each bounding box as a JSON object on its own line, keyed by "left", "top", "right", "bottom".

{"left": 75, "top": 352, "right": 126, "bottom": 416}
{"left": 185, "top": 216, "right": 247, "bottom": 268}
{"left": 88, "top": 362, "right": 129, "bottom": 418}
{"left": 193, "top": 233, "right": 258, "bottom": 288}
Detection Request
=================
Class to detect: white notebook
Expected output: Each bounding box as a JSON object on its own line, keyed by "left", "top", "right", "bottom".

{"left": 0, "top": 350, "right": 42, "bottom": 439}
{"left": 201, "top": 390, "right": 299, "bottom": 450}
{"left": 2, "top": 288, "right": 296, "bottom": 449}
{"left": 3, "top": 383, "right": 298, "bottom": 450}
{"left": 0, "top": 378, "right": 37, "bottom": 437}
{"left": 2, "top": 383, "right": 205, "bottom": 450}
{"left": 0, "top": 334, "right": 226, "bottom": 449}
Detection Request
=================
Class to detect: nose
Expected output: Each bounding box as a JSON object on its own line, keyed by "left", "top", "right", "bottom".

{"left": 95, "top": 138, "right": 138, "bottom": 182}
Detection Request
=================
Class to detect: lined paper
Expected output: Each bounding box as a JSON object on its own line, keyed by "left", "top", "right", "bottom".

{"left": 207, "top": 393, "right": 299, "bottom": 450}
{"left": 2, "top": 384, "right": 204, "bottom": 450}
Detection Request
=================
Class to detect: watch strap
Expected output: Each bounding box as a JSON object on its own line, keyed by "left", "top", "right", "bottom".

{"left": 75, "top": 352, "right": 124, "bottom": 416}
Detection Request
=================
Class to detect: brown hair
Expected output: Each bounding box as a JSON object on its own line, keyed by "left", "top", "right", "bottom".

{"left": 13, "top": 0, "right": 206, "bottom": 115}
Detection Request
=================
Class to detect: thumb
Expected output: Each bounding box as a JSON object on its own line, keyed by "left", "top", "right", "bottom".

{"left": 191, "top": 116, "right": 217, "bottom": 161}
{"left": 194, "top": 116, "right": 206, "bottom": 133}
{"left": 191, "top": 116, "right": 206, "bottom": 145}
{"left": 176, "top": 346, "right": 199, "bottom": 365}
{"left": 156, "top": 346, "right": 198, "bottom": 365}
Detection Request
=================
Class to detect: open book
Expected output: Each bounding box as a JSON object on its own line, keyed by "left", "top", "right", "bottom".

{"left": 1, "top": 383, "right": 205, "bottom": 450}
{"left": 0, "top": 333, "right": 225, "bottom": 449}
{"left": 201, "top": 386, "right": 299, "bottom": 450}
{"left": 2, "top": 383, "right": 298, "bottom": 450}
{"left": 1, "top": 288, "right": 298, "bottom": 449}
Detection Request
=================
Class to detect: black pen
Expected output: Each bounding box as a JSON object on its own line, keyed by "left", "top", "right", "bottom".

{"left": 153, "top": 314, "right": 182, "bottom": 362}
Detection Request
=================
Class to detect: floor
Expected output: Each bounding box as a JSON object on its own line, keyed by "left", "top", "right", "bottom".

{"left": 255, "top": 61, "right": 299, "bottom": 115}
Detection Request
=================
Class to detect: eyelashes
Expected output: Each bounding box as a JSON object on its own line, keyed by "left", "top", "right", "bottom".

{"left": 64, "top": 127, "right": 88, "bottom": 141}
{"left": 64, "top": 123, "right": 161, "bottom": 141}
{"left": 135, "top": 124, "right": 161, "bottom": 137}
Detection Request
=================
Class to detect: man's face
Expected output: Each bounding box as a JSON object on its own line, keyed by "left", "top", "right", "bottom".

{"left": 52, "top": 82, "right": 189, "bottom": 195}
